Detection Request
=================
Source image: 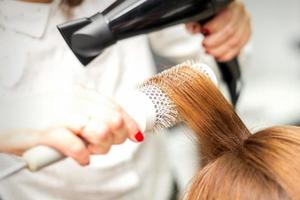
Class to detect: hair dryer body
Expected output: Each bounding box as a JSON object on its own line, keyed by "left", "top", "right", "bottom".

{"left": 58, "top": 0, "right": 241, "bottom": 105}
{"left": 58, "top": 0, "right": 232, "bottom": 65}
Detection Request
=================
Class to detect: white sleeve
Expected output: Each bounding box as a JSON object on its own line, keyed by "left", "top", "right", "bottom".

{"left": 148, "top": 24, "right": 222, "bottom": 79}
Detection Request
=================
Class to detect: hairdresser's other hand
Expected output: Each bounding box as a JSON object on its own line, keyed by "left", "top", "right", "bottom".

{"left": 185, "top": 0, "right": 251, "bottom": 62}
{"left": 41, "top": 87, "right": 142, "bottom": 164}
{"left": 72, "top": 87, "right": 143, "bottom": 156}
{"left": 0, "top": 86, "right": 141, "bottom": 166}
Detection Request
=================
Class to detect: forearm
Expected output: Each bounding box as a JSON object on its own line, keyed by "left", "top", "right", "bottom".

{"left": 0, "top": 129, "right": 41, "bottom": 155}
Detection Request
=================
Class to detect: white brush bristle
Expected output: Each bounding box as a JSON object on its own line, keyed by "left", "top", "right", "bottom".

{"left": 171, "top": 60, "right": 218, "bottom": 85}
{"left": 139, "top": 85, "right": 179, "bottom": 130}
{"left": 139, "top": 61, "right": 217, "bottom": 130}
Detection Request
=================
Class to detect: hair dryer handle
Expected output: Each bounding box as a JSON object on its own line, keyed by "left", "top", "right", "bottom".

{"left": 217, "top": 58, "right": 242, "bottom": 106}
{"left": 197, "top": 19, "right": 242, "bottom": 105}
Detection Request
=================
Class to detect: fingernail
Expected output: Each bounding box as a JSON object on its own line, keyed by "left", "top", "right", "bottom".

{"left": 135, "top": 131, "right": 144, "bottom": 142}
{"left": 202, "top": 28, "right": 210, "bottom": 36}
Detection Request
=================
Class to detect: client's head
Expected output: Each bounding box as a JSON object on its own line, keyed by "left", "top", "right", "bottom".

{"left": 145, "top": 64, "right": 300, "bottom": 199}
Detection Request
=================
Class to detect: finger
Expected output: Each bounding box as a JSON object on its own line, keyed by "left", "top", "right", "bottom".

{"left": 202, "top": 7, "right": 245, "bottom": 49}
{"left": 194, "top": 23, "right": 201, "bottom": 34}
{"left": 64, "top": 114, "right": 90, "bottom": 134}
{"left": 217, "top": 23, "right": 251, "bottom": 62}
{"left": 202, "top": 2, "right": 247, "bottom": 48}
{"left": 202, "top": 6, "right": 232, "bottom": 34}
{"left": 122, "top": 111, "right": 143, "bottom": 143}
{"left": 185, "top": 22, "right": 201, "bottom": 34}
{"left": 110, "top": 113, "right": 128, "bottom": 144}
{"left": 87, "top": 144, "right": 111, "bottom": 155}
{"left": 205, "top": 15, "right": 249, "bottom": 59}
{"left": 80, "top": 119, "right": 113, "bottom": 147}
{"left": 217, "top": 22, "right": 251, "bottom": 62}
{"left": 203, "top": 21, "right": 237, "bottom": 49}
{"left": 41, "top": 128, "right": 90, "bottom": 166}
{"left": 185, "top": 23, "right": 194, "bottom": 33}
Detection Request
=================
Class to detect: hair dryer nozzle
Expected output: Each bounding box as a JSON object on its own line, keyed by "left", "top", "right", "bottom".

{"left": 57, "top": 18, "right": 94, "bottom": 65}
{"left": 57, "top": 13, "right": 115, "bottom": 66}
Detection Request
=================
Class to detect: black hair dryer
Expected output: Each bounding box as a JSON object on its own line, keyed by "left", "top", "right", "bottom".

{"left": 58, "top": 0, "right": 241, "bottom": 105}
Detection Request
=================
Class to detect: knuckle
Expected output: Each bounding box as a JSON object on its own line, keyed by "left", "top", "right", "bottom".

{"left": 96, "top": 129, "right": 112, "bottom": 143}
{"left": 222, "top": 55, "right": 230, "bottom": 61}
{"left": 70, "top": 143, "right": 84, "bottom": 155}
{"left": 93, "top": 133, "right": 106, "bottom": 143}
{"left": 229, "top": 37, "right": 240, "bottom": 47}
{"left": 80, "top": 128, "right": 90, "bottom": 138}
{"left": 202, "top": 40, "right": 210, "bottom": 48}
{"left": 114, "top": 135, "right": 126, "bottom": 145}
{"left": 98, "top": 134, "right": 109, "bottom": 142}
{"left": 205, "top": 22, "right": 215, "bottom": 31}
{"left": 209, "top": 49, "right": 222, "bottom": 58}
{"left": 78, "top": 155, "right": 89, "bottom": 166}
{"left": 223, "top": 52, "right": 235, "bottom": 61}
{"left": 88, "top": 145, "right": 100, "bottom": 154}
{"left": 111, "top": 116, "right": 124, "bottom": 130}
{"left": 85, "top": 124, "right": 111, "bottom": 143}
{"left": 98, "top": 146, "right": 111, "bottom": 155}
{"left": 225, "top": 26, "right": 235, "bottom": 37}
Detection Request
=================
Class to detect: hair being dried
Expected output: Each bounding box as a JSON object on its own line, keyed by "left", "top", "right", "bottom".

{"left": 64, "top": 0, "right": 83, "bottom": 7}
{"left": 146, "top": 63, "right": 300, "bottom": 199}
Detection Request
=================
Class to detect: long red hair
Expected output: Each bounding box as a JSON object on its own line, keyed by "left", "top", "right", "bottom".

{"left": 145, "top": 65, "right": 300, "bottom": 199}
{"left": 64, "top": 0, "right": 83, "bottom": 6}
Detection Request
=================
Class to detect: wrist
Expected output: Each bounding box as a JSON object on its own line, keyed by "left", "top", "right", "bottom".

{"left": 0, "top": 129, "right": 42, "bottom": 155}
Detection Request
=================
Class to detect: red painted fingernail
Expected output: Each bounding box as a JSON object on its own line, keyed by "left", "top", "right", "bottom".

{"left": 202, "top": 28, "right": 210, "bottom": 36}
{"left": 135, "top": 131, "right": 144, "bottom": 142}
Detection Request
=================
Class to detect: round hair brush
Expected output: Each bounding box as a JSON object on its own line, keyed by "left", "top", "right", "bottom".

{"left": 21, "top": 61, "right": 217, "bottom": 172}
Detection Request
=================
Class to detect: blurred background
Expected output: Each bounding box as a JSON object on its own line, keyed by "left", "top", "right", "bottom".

{"left": 237, "top": 0, "right": 300, "bottom": 128}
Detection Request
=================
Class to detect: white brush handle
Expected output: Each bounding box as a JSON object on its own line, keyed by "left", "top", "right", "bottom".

{"left": 22, "top": 145, "right": 64, "bottom": 171}
{"left": 22, "top": 91, "right": 156, "bottom": 171}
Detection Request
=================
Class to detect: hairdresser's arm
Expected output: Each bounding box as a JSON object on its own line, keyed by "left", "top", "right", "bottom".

{"left": 0, "top": 87, "right": 141, "bottom": 165}
{"left": 186, "top": 0, "right": 251, "bottom": 62}
{"left": 0, "top": 128, "right": 92, "bottom": 165}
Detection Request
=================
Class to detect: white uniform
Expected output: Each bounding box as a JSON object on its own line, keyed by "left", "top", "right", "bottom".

{"left": 0, "top": 0, "right": 172, "bottom": 199}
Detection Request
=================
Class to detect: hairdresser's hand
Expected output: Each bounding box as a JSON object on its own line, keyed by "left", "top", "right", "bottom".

{"left": 186, "top": 0, "right": 251, "bottom": 62}
{"left": 0, "top": 87, "right": 141, "bottom": 166}
{"left": 69, "top": 87, "right": 143, "bottom": 155}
